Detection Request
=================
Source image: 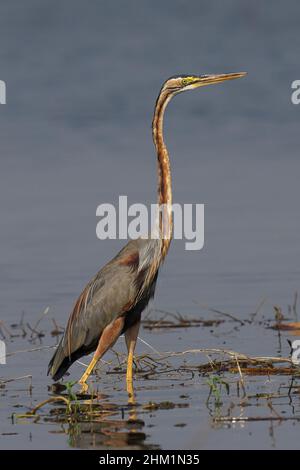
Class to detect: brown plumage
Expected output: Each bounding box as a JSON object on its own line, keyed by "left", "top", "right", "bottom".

{"left": 48, "top": 72, "right": 246, "bottom": 388}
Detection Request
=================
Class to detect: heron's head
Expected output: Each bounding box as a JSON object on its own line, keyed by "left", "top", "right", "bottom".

{"left": 161, "top": 72, "right": 247, "bottom": 95}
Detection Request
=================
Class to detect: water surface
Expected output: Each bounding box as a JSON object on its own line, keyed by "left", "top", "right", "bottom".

{"left": 0, "top": 0, "right": 300, "bottom": 450}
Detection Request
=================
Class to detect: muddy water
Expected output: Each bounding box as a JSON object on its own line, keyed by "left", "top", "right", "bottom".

{"left": 1, "top": 1, "right": 300, "bottom": 450}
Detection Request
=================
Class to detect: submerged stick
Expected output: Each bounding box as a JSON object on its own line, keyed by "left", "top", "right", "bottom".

{"left": 28, "top": 396, "right": 70, "bottom": 415}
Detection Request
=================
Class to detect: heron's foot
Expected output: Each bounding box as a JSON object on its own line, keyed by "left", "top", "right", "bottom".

{"left": 78, "top": 356, "right": 99, "bottom": 393}
{"left": 78, "top": 380, "right": 89, "bottom": 394}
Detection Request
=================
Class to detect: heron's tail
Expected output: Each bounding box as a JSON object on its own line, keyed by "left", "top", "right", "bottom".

{"left": 47, "top": 338, "right": 72, "bottom": 381}
{"left": 48, "top": 338, "right": 96, "bottom": 381}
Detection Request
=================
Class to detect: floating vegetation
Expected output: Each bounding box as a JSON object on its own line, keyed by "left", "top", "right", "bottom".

{"left": 142, "top": 309, "right": 224, "bottom": 330}
{"left": 1, "top": 293, "right": 300, "bottom": 448}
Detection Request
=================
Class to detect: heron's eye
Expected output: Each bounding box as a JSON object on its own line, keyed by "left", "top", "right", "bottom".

{"left": 181, "top": 78, "right": 189, "bottom": 87}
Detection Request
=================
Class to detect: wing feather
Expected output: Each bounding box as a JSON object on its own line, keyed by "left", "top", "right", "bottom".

{"left": 48, "top": 238, "right": 161, "bottom": 379}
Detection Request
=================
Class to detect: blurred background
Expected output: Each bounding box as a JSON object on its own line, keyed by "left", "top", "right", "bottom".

{"left": 1, "top": 0, "right": 299, "bottom": 319}
{"left": 0, "top": 1, "right": 300, "bottom": 449}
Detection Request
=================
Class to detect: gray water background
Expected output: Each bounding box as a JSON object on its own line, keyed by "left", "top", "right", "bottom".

{"left": 0, "top": 0, "right": 300, "bottom": 449}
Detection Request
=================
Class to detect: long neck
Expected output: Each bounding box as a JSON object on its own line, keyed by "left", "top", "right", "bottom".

{"left": 152, "top": 89, "right": 173, "bottom": 259}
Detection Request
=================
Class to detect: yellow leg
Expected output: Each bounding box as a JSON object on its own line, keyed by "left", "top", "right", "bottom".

{"left": 126, "top": 345, "right": 136, "bottom": 404}
{"left": 78, "top": 317, "right": 125, "bottom": 392}
{"left": 126, "top": 345, "right": 134, "bottom": 383}
{"left": 79, "top": 357, "right": 98, "bottom": 391}
{"left": 125, "top": 320, "right": 140, "bottom": 402}
{"left": 127, "top": 380, "right": 136, "bottom": 407}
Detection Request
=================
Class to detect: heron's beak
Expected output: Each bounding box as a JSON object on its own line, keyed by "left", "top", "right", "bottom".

{"left": 192, "top": 72, "right": 247, "bottom": 88}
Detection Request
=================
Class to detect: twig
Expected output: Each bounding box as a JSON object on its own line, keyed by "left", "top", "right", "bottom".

{"left": 32, "top": 307, "right": 50, "bottom": 335}
{"left": 235, "top": 355, "right": 247, "bottom": 397}
{"left": 0, "top": 374, "right": 32, "bottom": 387}
{"left": 249, "top": 298, "right": 266, "bottom": 323}
{"left": 267, "top": 400, "right": 282, "bottom": 420}
{"left": 6, "top": 345, "right": 55, "bottom": 358}
{"left": 214, "top": 415, "right": 298, "bottom": 423}
{"left": 18, "top": 311, "right": 27, "bottom": 337}
{"left": 159, "top": 348, "right": 296, "bottom": 365}
{"left": 26, "top": 323, "right": 45, "bottom": 339}
{"left": 293, "top": 291, "right": 298, "bottom": 320}
{"left": 0, "top": 320, "right": 13, "bottom": 339}
{"left": 137, "top": 336, "right": 161, "bottom": 356}
{"left": 153, "top": 309, "right": 185, "bottom": 322}
{"left": 28, "top": 396, "right": 70, "bottom": 415}
{"left": 194, "top": 303, "right": 244, "bottom": 325}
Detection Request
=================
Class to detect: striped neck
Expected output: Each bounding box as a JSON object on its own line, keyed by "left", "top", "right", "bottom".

{"left": 152, "top": 89, "right": 173, "bottom": 259}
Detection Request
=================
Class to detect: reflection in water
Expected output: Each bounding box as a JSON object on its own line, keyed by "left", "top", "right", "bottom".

{"left": 48, "top": 388, "right": 158, "bottom": 449}
{"left": 67, "top": 417, "right": 147, "bottom": 449}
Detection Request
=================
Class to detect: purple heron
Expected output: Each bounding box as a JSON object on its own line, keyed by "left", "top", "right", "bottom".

{"left": 48, "top": 72, "right": 246, "bottom": 392}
